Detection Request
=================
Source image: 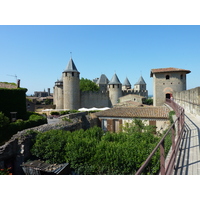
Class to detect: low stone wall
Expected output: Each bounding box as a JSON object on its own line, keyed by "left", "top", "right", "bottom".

{"left": 173, "top": 87, "right": 200, "bottom": 118}
{"left": 0, "top": 113, "right": 95, "bottom": 175}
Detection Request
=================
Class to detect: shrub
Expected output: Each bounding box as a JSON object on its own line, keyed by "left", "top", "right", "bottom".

{"left": 169, "top": 111, "right": 176, "bottom": 124}
{"left": 50, "top": 111, "right": 60, "bottom": 115}
{"left": 31, "top": 124, "right": 161, "bottom": 175}
{"left": 0, "top": 112, "right": 10, "bottom": 128}
{"left": 0, "top": 168, "right": 11, "bottom": 175}
{"left": 0, "top": 113, "right": 47, "bottom": 145}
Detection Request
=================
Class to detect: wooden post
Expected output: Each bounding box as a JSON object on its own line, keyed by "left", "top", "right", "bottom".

{"left": 160, "top": 140, "right": 165, "bottom": 175}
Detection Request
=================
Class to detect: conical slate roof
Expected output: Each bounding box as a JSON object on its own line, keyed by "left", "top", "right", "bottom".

{"left": 63, "top": 58, "right": 79, "bottom": 73}
{"left": 135, "top": 76, "right": 146, "bottom": 85}
{"left": 108, "top": 73, "right": 121, "bottom": 85}
{"left": 96, "top": 74, "right": 109, "bottom": 85}
{"left": 56, "top": 75, "right": 63, "bottom": 83}
{"left": 123, "top": 77, "right": 131, "bottom": 86}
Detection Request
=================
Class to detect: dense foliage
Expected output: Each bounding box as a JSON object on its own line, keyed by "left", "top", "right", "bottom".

{"left": 169, "top": 111, "right": 176, "bottom": 124}
{"left": 0, "top": 112, "right": 47, "bottom": 145}
{"left": 0, "top": 112, "right": 10, "bottom": 128}
{"left": 0, "top": 88, "right": 27, "bottom": 119}
{"left": 31, "top": 120, "right": 163, "bottom": 175}
{"left": 144, "top": 98, "right": 153, "bottom": 105}
{"left": 0, "top": 168, "right": 11, "bottom": 175}
{"left": 50, "top": 110, "right": 80, "bottom": 116}
{"left": 80, "top": 78, "right": 100, "bottom": 92}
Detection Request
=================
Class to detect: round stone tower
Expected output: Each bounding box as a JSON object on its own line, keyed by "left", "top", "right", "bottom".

{"left": 63, "top": 58, "right": 80, "bottom": 110}
{"left": 54, "top": 76, "right": 63, "bottom": 109}
{"left": 150, "top": 67, "right": 191, "bottom": 106}
{"left": 108, "top": 73, "right": 122, "bottom": 106}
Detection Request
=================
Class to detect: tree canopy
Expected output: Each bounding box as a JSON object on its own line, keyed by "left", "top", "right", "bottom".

{"left": 79, "top": 78, "right": 100, "bottom": 92}
{"left": 31, "top": 120, "right": 169, "bottom": 175}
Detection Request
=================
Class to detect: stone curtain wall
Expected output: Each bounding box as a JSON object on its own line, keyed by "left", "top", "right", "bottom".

{"left": 81, "top": 91, "right": 111, "bottom": 108}
{"left": 173, "top": 87, "right": 200, "bottom": 117}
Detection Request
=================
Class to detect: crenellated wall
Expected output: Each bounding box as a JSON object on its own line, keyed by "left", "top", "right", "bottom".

{"left": 173, "top": 87, "right": 200, "bottom": 117}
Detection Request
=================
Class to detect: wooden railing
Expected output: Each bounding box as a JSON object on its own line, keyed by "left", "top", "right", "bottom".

{"left": 135, "top": 99, "right": 185, "bottom": 175}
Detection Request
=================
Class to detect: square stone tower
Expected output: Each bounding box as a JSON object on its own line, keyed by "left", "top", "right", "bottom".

{"left": 150, "top": 68, "right": 191, "bottom": 106}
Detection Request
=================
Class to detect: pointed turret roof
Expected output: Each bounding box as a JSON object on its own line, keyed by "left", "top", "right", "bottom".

{"left": 135, "top": 76, "right": 146, "bottom": 85}
{"left": 56, "top": 75, "right": 63, "bottom": 83}
{"left": 96, "top": 74, "right": 109, "bottom": 85}
{"left": 108, "top": 73, "right": 121, "bottom": 85}
{"left": 123, "top": 77, "right": 131, "bottom": 86}
{"left": 63, "top": 58, "right": 79, "bottom": 73}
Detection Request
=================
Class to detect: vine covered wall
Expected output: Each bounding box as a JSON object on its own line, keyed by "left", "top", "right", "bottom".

{"left": 0, "top": 88, "right": 27, "bottom": 119}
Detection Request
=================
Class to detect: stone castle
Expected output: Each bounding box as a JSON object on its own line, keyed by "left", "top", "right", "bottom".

{"left": 53, "top": 58, "right": 148, "bottom": 110}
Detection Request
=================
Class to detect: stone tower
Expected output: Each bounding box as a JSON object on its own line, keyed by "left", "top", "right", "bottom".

{"left": 54, "top": 76, "right": 63, "bottom": 109}
{"left": 108, "top": 73, "right": 122, "bottom": 106}
{"left": 63, "top": 58, "right": 80, "bottom": 110}
{"left": 150, "top": 67, "right": 191, "bottom": 106}
{"left": 122, "top": 77, "right": 131, "bottom": 90}
{"left": 134, "top": 76, "right": 146, "bottom": 92}
{"left": 133, "top": 76, "right": 148, "bottom": 98}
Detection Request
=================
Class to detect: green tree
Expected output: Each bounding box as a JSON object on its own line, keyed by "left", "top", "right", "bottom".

{"left": 144, "top": 98, "right": 153, "bottom": 105}
{"left": 0, "top": 112, "right": 9, "bottom": 128}
{"left": 31, "top": 123, "right": 162, "bottom": 175}
{"left": 79, "top": 78, "right": 100, "bottom": 92}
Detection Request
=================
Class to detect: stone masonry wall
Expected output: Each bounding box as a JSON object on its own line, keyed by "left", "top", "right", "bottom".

{"left": 173, "top": 87, "right": 200, "bottom": 117}
{"left": 80, "top": 91, "right": 111, "bottom": 108}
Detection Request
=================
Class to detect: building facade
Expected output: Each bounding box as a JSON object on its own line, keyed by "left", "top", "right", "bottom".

{"left": 95, "top": 107, "right": 170, "bottom": 133}
{"left": 150, "top": 68, "right": 191, "bottom": 106}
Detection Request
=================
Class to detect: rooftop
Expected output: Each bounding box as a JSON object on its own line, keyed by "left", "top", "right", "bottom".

{"left": 123, "top": 77, "right": 131, "bottom": 86}
{"left": 95, "top": 106, "right": 170, "bottom": 119}
{"left": 108, "top": 73, "right": 121, "bottom": 85}
{"left": 0, "top": 82, "right": 17, "bottom": 89}
{"left": 96, "top": 74, "right": 109, "bottom": 85}
{"left": 21, "top": 160, "right": 69, "bottom": 175}
{"left": 150, "top": 68, "right": 191, "bottom": 77}
{"left": 63, "top": 58, "right": 79, "bottom": 73}
{"left": 135, "top": 76, "right": 146, "bottom": 85}
{"left": 114, "top": 101, "right": 148, "bottom": 108}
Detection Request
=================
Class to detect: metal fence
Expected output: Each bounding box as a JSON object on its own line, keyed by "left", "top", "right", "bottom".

{"left": 135, "top": 99, "right": 185, "bottom": 175}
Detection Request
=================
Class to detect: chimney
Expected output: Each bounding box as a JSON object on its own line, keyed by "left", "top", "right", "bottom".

{"left": 48, "top": 88, "right": 50, "bottom": 96}
{"left": 17, "top": 79, "right": 20, "bottom": 88}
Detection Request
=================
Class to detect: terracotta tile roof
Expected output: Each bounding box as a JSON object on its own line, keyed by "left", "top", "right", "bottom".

{"left": 150, "top": 68, "right": 191, "bottom": 77}
{"left": 95, "top": 106, "right": 170, "bottom": 119}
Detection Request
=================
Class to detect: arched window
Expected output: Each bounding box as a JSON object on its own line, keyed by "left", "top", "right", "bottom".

{"left": 166, "top": 75, "right": 170, "bottom": 80}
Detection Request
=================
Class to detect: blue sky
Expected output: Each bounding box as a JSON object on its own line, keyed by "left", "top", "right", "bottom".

{"left": 0, "top": 25, "right": 200, "bottom": 95}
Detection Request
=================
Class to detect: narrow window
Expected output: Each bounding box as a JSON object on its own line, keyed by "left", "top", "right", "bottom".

{"left": 166, "top": 75, "right": 170, "bottom": 80}
{"left": 181, "top": 74, "right": 183, "bottom": 79}
{"left": 72, "top": 72, "right": 74, "bottom": 76}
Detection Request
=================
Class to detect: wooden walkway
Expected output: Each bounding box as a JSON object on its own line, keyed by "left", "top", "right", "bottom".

{"left": 174, "top": 112, "right": 200, "bottom": 175}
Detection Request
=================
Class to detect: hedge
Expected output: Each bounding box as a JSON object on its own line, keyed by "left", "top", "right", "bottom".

{"left": 0, "top": 113, "right": 47, "bottom": 145}
{"left": 0, "top": 88, "right": 27, "bottom": 119}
